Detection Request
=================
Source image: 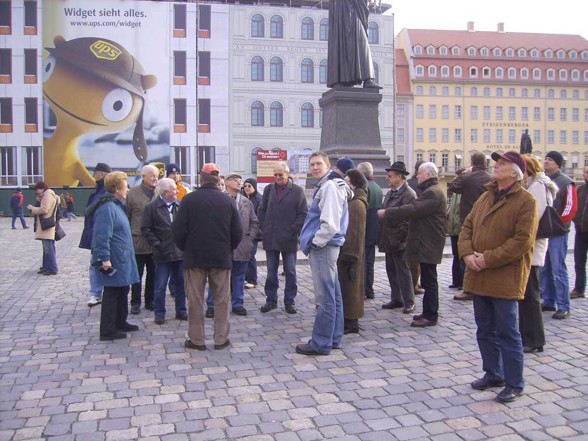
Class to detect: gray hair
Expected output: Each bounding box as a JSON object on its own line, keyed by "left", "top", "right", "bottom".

{"left": 512, "top": 163, "right": 524, "bottom": 181}
{"left": 419, "top": 162, "right": 438, "bottom": 178}
{"left": 274, "top": 161, "right": 290, "bottom": 173}
{"left": 157, "top": 177, "right": 176, "bottom": 193}
{"left": 142, "top": 164, "right": 159, "bottom": 177}
{"left": 357, "top": 162, "right": 374, "bottom": 178}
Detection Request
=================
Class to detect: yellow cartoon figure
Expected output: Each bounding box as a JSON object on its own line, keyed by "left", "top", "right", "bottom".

{"left": 43, "top": 35, "right": 157, "bottom": 187}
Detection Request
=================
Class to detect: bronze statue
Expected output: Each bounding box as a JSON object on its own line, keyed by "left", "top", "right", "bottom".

{"left": 327, "top": 0, "right": 379, "bottom": 88}
{"left": 520, "top": 129, "right": 533, "bottom": 154}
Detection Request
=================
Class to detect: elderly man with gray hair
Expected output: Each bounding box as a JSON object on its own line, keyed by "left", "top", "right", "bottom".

{"left": 459, "top": 151, "right": 537, "bottom": 403}
{"left": 141, "top": 178, "right": 187, "bottom": 325}
{"left": 377, "top": 162, "right": 447, "bottom": 327}
{"left": 126, "top": 164, "right": 159, "bottom": 314}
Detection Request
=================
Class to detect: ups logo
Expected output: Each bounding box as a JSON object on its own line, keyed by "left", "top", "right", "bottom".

{"left": 90, "top": 40, "right": 122, "bottom": 61}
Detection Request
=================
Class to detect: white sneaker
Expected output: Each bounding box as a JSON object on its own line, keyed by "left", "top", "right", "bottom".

{"left": 244, "top": 282, "right": 256, "bottom": 289}
{"left": 87, "top": 296, "right": 102, "bottom": 307}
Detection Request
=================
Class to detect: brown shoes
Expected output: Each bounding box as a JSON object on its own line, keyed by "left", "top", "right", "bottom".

{"left": 402, "top": 303, "right": 416, "bottom": 314}
{"left": 453, "top": 292, "right": 473, "bottom": 301}
{"left": 214, "top": 339, "right": 231, "bottom": 350}
{"left": 570, "top": 290, "right": 585, "bottom": 299}
{"left": 382, "top": 301, "right": 404, "bottom": 309}
{"left": 411, "top": 317, "right": 437, "bottom": 327}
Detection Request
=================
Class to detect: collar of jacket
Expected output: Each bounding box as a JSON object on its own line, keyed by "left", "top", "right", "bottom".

{"left": 417, "top": 177, "right": 439, "bottom": 191}
{"left": 484, "top": 180, "right": 524, "bottom": 195}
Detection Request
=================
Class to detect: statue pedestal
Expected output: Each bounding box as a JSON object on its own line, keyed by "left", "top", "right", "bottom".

{"left": 317, "top": 86, "right": 391, "bottom": 186}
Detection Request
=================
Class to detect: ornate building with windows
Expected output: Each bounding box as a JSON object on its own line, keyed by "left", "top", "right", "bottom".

{"left": 396, "top": 24, "right": 588, "bottom": 179}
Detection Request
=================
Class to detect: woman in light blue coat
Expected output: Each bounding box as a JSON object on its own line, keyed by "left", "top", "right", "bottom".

{"left": 90, "top": 171, "right": 140, "bottom": 341}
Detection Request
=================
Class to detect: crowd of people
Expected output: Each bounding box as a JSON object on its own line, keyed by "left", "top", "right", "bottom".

{"left": 18, "top": 151, "right": 587, "bottom": 404}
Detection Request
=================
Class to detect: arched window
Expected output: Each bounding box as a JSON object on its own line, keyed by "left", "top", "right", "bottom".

{"left": 251, "top": 101, "right": 264, "bottom": 126}
{"left": 368, "top": 22, "right": 379, "bottom": 44}
{"left": 319, "top": 18, "right": 329, "bottom": 41}
{"left": 373, "top": 62, "right": 379, "bottom": 85}
{"left": 301, "top": 58, "right": 314, "bottom": 83}
{"left": 251, "top": 147, "right": 262, "bottom": 173}
{"left": 270, "top": 15, "right": 283, "bottom": 38}
{"left": 301, "top": 102, "right": 314, "bottom": 127}
{"left": 270, "top": 57, "right": 283, "bottom": 82}
{"left": 251, "top": 14, "right": 264, "bottom": 37}
{"left": 270, "top": 101, "right": 283, "bottom": 127}
{"left": 319, "top": 59, "right": 328, "bottom": 84}
{"left": 251, "top": 56, "right": 264, "bottom": 81}
{"left": 301, "top": 17, "right": 314, "bottom": 40}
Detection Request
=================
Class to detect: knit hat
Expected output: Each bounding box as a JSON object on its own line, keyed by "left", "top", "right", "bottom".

{"left": 95, "top": 162, "right": 112, "bottom": 173}
{"left": 545, "top": 151, "right": 564, "bottom": 168}
{"left": 335, "top": 157, "right": 355, "bottom": 174}
{"left": 166, "top": 163, "right": 181, "bottom": 176}
{"left": 243, "top": 178, "right": 258, "bottom": 192}
{"left": 491, "top": 151, "right": 526, "bottom": 175}
{"left": 346, "top": 168, "right": 368, "bottom": 190}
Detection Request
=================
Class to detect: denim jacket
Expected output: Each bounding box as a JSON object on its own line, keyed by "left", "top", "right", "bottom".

{"left": 299, "top": 172, "right": 351, "bottom": 255}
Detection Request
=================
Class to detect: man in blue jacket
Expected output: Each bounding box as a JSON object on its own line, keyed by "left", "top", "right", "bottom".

{"left": 79, "top": 162, "right": 111, "bottom": 307}
{"left": 297, "top": 152, "right": 351, "bottom": 355}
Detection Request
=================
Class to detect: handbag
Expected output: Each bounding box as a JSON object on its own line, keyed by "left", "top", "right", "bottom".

{"left": 40, "top": 195, "right": 59, "bottom": 231}
{"left": 55, "top": 222, "right": 66, "bottom": 241}
{"left": 536, "top": 186, "right": 565, "bottom": 239}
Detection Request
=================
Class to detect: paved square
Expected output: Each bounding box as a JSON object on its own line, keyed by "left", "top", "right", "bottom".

{"left": 1, "top": 218, "right": 586, "bottom": 440}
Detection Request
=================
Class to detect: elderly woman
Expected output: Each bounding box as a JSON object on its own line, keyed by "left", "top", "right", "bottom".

{"left": 519, "top": 155, "right": 558, "bottom": 353}
{"left": 338, "top": 168, "right": 368, "bottom": 334}
{"left": 90, "top": 171, "right": 140, "bottom": 341}
{"left": 27, "top": 181, "right": 59, "bottom": 275}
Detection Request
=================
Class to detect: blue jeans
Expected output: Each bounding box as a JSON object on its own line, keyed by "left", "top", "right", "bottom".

{"left": 264, "top": 250, "right": 298, "bottom": 306}
{"left": 12, "top": 210, "right": 27, "bottom": 229}
{"left": 153, "top": 260, "right": 187, "bottom": 319}
{"left": 206, "top": 260, "right": 248, "bottom": 310}
{"left": 473, "top": 295, "right": 524, "bottom": 391}
{"left": 41, "top": 239, "right": 58, "bottom": 273}
{"left": 246, "top": 240, "right": 259, "bottom": 285}
{"left": 308, "top": 245, "right": 344, "bottom": 354}
{"left": 88, "top": 261, "right": 103, "bottom": 299}
{"left": 540, "top": 234, "right": 570, "bottom": 311}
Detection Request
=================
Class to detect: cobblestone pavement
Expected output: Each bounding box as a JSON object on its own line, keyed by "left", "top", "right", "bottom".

{"left": 1, "top": 218, "right": 586, "bottom": 441}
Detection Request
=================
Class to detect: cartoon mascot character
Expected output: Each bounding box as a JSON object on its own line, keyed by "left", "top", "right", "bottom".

{"left": 43, "top": 35, "right": 157, "bottom": 187}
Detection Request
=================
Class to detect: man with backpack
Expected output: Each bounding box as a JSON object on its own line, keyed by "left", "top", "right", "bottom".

{"left": 10, "top": 187, "right": 28, "bottom": 230}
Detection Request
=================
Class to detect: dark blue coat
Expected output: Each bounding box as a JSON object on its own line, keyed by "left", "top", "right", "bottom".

{"left": 79, "top": 179, "right": 107, "bottom": 249}
{"left": 172, "top": 184, "right": 243, "bottom": 269}
{"left": 90, "top": 194, "right": 140, "bottom": 287}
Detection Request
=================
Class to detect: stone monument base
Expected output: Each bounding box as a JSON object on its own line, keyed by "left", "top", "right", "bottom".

{"left": 317, "top": 86, "right": 391, "bottom": 187}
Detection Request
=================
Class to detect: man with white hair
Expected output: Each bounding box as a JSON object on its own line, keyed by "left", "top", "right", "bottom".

{"left": 126, "top": 164, "right": 159, "bottom": 314}
{"left": 459, "top": 151, "right": 538, "bottom": 403}
{"left": 377, "top": 162, "right": 447, "bottom": 327}
{"left": 141, "top": 178, "right": 187, "bottom": 325}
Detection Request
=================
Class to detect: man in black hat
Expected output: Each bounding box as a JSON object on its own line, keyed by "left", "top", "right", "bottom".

{"left": 80, "top": 162, "right": 112, "bottom": 307}
{"left": 377, "top": 162, "right": 417, "bottom": 314}
{"left": 10, "top": 187, "right": 28, "bottom": 230}
{"left": 541, "top": 151, "right": 578, "bottom": 319}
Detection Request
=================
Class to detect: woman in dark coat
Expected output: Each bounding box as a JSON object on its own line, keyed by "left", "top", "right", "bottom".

{"left": 90, "top": 171, "right": 140, "bottom": 341}
{"left": 243, "top": 178, "right": 263, "bottom": 288}
{"left": 338, "top": 169, "right": 368, "bottom": 334}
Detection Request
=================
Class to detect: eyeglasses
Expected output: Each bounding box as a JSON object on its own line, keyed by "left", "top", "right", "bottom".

{"left": 243, "top": 184, "right": 253, "bottom": 188}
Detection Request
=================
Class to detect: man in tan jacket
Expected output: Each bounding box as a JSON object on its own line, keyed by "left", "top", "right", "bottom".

{"left": 459, "top": 151, "right": 537, "bottom": 403}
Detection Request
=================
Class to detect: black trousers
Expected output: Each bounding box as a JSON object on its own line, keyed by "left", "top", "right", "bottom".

{"left": 574, "top": 231, "right": 588, "bottom": 293}
{"left": 100, "top": 286, "right": 130, "bottom": 335}
{"left": 450, "top": 235, "right": 464, "bottom": 287}
{"left": 131, "top": 253, "right": 154, "bottom": 307}
{"left": 420, "top": 263, "right": 439, "bottom": 321}
{"left": 364, "top": 245, "right": 376, "bottom": 297}
{"left": 518, "top": 266, "right": 545, "bottom": 348}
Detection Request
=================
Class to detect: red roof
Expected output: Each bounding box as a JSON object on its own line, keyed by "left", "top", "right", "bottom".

{"left": 395, "top": 49, "right": 412, "bottom": 95}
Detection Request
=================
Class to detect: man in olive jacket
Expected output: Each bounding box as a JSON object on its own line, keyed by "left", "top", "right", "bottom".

{"left": 378, "top": 162, "right": 447, "bottom": 327}
{"left": 459, "top": 151, "right": 537, "bottom": 403}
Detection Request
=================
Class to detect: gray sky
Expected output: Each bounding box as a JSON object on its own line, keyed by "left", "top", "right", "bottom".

{"left": 387, "top": 0, "right": 588, "bottom": 39}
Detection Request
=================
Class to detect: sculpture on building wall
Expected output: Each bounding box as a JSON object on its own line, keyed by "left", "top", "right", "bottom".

{"left": 327, "top": 0, "right": 379, "bottom": 88}
{"left": 520, "top": 129, "right": 533, "bottom": 154}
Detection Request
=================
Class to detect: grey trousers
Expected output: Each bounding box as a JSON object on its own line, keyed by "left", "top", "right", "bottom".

{"left": 385, "top": 250, "right": 415, "bottom": 306}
